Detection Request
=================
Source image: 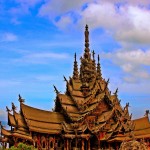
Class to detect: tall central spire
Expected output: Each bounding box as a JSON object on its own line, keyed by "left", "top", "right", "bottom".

{"left": 85, "top": 24, "right": 89, "bottom": 49}
{"left": 84, "top": 24, "right": 90, "bottom": 60}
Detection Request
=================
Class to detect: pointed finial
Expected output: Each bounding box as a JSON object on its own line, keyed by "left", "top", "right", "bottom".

{"left": 53, "top": 85, "right": 59, "bottom": 94}
{"left": 63, "top": 76, "right": 67, "bottom": 82}
{"left": 98, "top": 54, "right": 100, "bottom": 62}
{"left": 6, "top": 106, "right": 11, "bottom": 112}
{"left": 18, "top": 94, "right": 25, "bottom": 103}
{"left": 12, "top": 102, "right": 16, "bottom": 111}
{"left": 107, "top": 78, "right": 110, "bottom": 84}
{"left": 114, "top": 88, "right": 118, "bottom": 95}
{"left": 74, "top": 53, "right": 77, "bottom": 62}
{"left": 92, "top": 50, "right": 95, "bottom": 60}
{"left": 145, "top": 110, "right": 150, "bottom": 116}
{"left": 85, "top": 24, "right": 89, "bottom": 48}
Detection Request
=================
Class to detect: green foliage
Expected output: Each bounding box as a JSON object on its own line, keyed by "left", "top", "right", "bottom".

{"left": 8, "top": 143, "right": 37, "bottom": 150}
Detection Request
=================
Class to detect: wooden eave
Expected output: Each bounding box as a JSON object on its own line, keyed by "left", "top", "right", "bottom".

{"left": 61, "top": 104, "right": 79, "bottom": 113}
{"left": 29, "top": 126, "right": 61, "bottom": 134}
{"left": 12, "top": 132, "right": 32, "bottom": 141}
{"left": 1, "top": 127, "right": 12, "bottom": 136}
{"left": 26, "top": 119, "right": 62, "bottom": 130}
{"left": 71, "top": 90, "right": 84, "bottom": 97}
{"left": 57, "top": 94, "right": 75, "bottom": 105}
{"left": 0, "top": 137, "right": 9, "bottom": 142}
{"left": 108, "top": 135, "right": 130, "bottom": 142}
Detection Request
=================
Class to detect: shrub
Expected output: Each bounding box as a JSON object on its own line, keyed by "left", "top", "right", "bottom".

{"left": 8, "top": 143, "right": 35, "bottom": 150}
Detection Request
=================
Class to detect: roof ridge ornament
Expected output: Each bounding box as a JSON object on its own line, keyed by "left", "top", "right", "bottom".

{"left": 6, "top": 106, "right": 11, "bottom": 112}
{"left": 12, "top": 102, "right": 16, "bottom": 111}
{"left": 18, "top": 94, "right": 25, "bottom": 103}
{"left": 53, "top": 85, "right": 60, "bottom": 95}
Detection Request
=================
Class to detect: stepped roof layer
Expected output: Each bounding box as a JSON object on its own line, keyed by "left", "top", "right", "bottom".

{"left": 133, "top": 115, "right": 150, "bottom": 138}
{"left": 0, "top": 25, "right": 150, "bottom": 144}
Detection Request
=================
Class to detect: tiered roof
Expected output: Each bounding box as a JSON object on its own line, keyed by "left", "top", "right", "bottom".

{"left": 0, "top": 25, "right": 150, "bottom": 144}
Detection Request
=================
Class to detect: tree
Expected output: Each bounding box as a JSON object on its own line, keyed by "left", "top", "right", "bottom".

{"left": 8, "top": 143, "right": 37, "bottom": 150}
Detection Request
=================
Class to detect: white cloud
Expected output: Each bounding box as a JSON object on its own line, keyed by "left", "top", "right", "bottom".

{"left": 38, "top": 0, "right": 150, "bottom": 45}
{"left": 102, "top": 49, "right": 150, "bottom": 82}
{"left": 1, "top": 33, "right": 18, "bottom": 42}
{"left": 39, "top": 0, "right": 92, "bottom": 19}
{"left": 114, "top": 49, "right": 150, "bottom": 66}
{"left": 55, "top": 15, "right": 73, "bottom": 30}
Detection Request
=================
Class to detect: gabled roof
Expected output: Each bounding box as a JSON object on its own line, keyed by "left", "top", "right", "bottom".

{"left": 21, "top": 103, "right": 64, "bottom": 123}
{"left": 133, "top": 116, "right": 150, "bottom": 130}
{"left": 133, "top": 115, "right": 150, "bottom": 138}
{"left": 20, "top": 103, "right": 65, "bottom": 134}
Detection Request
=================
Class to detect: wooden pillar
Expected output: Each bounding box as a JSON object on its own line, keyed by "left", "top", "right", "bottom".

{"left": 88, "top": 139, "right": 90, "bottom": 150}
{"left": 81, "top": 139, "right": 84, "bottom": 150}
{"left": 66, "top": 139, "right": 69, "bottom": 150}
{"left": 64, "top": 139, "right": 66, "bottom": 150}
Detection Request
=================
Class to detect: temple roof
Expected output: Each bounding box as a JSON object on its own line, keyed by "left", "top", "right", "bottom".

{"left": 133, "top": 115, "right": 150, "bottom": 138}
{"left": 21, "top": 103, "right": 64, "bottom": 123}
{"left": 0, "top": 25, "right": 149, "bottom": 143}
{"left": 20, "top": 103, "right": 65, "bottom": 133}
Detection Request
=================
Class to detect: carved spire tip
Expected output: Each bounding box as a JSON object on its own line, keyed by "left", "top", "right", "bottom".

{"left": 98, "top": 54, "right": 100, "bottom": 62}
{"left": 74, "top": 53, "right": 76, "bottom": 61}
{"left": 85, "top": 24, "right": 88, "bottom": 30}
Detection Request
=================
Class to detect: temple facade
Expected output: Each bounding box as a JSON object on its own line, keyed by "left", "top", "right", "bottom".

{"left": 0, "top": 25, "right": 150, "bottom": 150}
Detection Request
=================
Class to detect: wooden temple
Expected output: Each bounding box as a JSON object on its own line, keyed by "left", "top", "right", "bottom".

{"left": 0, "top": 25, "right": 150, "bottom": 150}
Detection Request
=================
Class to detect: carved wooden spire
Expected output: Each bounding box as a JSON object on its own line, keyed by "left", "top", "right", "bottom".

{"left": 84, "top": 24, "right": 90, "bottom": 60}
{"left": 97, "top": 54, "right": 102, "bottom": 80}
{"left": 92, "top": 50, "right": 96, "bottom": 75}
{"left": 73, "top": 53, "right": 79, "bottom": 80}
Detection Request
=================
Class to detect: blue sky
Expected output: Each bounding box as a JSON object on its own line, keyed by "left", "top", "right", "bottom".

{"left": 0, "top": 0, "right": 150, "bottom": 121}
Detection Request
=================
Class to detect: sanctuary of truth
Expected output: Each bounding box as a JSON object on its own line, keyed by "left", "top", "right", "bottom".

{"left": 0, "top": 25, "right": 150, "bottom": 150}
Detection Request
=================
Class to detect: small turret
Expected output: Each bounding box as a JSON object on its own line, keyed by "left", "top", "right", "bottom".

{"left": 73, "top": 53, "right": 79, "bottom": 80}
{"left": 97, "top": 54, "right": 102, "bottom": 80}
